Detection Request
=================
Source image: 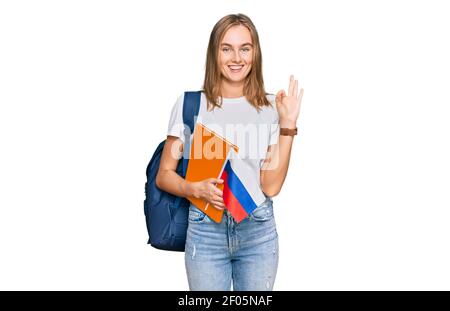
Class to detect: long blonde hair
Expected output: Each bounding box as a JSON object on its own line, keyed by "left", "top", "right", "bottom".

{"left": 201, "top": 13, "right": 272, "bottom": 112}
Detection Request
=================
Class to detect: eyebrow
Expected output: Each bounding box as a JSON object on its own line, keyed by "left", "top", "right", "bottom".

{"left": 220, "top": 42, "right": 253, "bottom": 47}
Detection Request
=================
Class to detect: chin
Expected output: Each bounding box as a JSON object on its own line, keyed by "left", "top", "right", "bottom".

{"left": 223, "top": 72, "right": 248, "bottom": 82}
{"left": 227, "top": 78, "right": 245, "bottom": 84}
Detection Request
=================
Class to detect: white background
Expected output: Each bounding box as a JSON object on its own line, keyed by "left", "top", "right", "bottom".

{"left": 1, "top": 0, "right": 449, "bottom": 290}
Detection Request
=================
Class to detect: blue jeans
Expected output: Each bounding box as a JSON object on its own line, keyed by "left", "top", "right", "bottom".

{"left": 184, "top": 197, "right": 279, "bottom": 291}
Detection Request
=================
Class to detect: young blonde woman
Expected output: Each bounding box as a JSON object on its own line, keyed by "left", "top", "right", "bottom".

{"left": 156, "top": 13, "right": 303, "bottom": 291}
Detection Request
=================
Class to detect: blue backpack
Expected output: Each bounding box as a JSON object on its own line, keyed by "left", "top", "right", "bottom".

{"left": 144, "top": 91, "right": 201, "bottom": 251}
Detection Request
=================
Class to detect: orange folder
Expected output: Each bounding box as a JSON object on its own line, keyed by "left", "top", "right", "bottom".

{"left": 185, "top": 123, "right": 239, "bottom": 223}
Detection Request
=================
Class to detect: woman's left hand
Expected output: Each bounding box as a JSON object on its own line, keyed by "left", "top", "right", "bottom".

{"left": 275, "top": 75, "right": 304, "bottom": 127}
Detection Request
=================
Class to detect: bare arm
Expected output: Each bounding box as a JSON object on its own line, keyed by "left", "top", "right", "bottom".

{"left": 260, "top": 128, "right": 295, "bottom": 197}
{"left": 155, "top": 135, "right": 192, "bottom": 197}
{"left": 260, "top": 75, "right": 304, "bottom": 197}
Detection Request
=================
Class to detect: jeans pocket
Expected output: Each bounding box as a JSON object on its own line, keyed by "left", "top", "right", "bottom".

{"left": 249, "top": 199, "right": 274, "bottom": 222}
{"left": 188, "top": 206, "right": 210, "bottom": 223}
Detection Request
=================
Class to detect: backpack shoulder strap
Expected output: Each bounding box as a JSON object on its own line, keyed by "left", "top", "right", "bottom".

{"left": 182, "top": 91, "right": 201, "bottom": 134}
{"left": 181, "top": 91, "right": 201, "bottom": 177}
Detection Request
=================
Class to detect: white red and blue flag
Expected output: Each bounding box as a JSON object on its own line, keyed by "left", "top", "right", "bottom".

{"left": 219, "top": 149, "right": 266, "bottom": 223}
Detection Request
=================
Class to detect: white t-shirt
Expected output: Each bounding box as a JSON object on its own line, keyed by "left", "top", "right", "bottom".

{"left": 167, "top": 91, "right": 279, "bottom": 195}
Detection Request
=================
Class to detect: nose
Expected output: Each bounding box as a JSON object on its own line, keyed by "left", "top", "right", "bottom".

{"left": 232, "top": 50, "right": 242, "bottom": 62}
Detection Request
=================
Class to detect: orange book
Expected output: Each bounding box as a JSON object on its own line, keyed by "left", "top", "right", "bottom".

{"left": 185, "top": 123, "right": 239, "bottom": 223}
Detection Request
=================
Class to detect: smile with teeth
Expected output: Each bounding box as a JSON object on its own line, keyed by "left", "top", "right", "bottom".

{"left": 228, "top": 65, "right": 244, "bottom": 73}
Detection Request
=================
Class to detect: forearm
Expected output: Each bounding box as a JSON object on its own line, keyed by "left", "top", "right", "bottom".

{"left": 156, "top": 169, "right": 194, "bottom": 198}
{"left": 261, "top": 136, "right": 294, "bottom": 196}
{"left": 260, "top": 120, "right": 297, "bottom": 197}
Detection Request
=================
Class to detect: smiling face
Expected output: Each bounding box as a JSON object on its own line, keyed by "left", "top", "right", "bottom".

{"left": 218, "top": 25, "right": 253, "bottom": 86}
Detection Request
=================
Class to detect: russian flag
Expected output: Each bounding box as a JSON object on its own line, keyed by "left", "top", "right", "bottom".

{"left": 219, "top": 150, "right": 267, "bottom": 223}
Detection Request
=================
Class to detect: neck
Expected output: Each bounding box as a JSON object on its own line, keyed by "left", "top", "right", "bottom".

{"left": 221, "top": 78, "right": 244, "bottom": 98}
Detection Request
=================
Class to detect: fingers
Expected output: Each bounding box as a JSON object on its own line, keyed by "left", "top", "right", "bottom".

{"left": 211, "top": 193, "right": 225, "bottom": 208}
{"left": 212, "top": 204, "right": 225, "bottom": 210}
{"left": 298, "top": 87, "right": 304, "bottom": 103}
{"left": 288, "top": 75, "right": 294, "bottom": 96}
{"left": 211, "top": 187, "right": 224, "bottom": 203}
{"left": 213, "top": 186, "right": 223, "bottom": 197}
{"left": 293, "top": 79, "right": 298, "bottom": 98}
{"left": 276, "top": 90, "right": 286, "bottom": 108}
{"left": 211, "top": 186, "right": 225, "bottom": 208}
{"left": 211, "top": 201, "right": 225, "bottom": 209}
{"left": 208, "top": 178, "right": 223, "bottom": 184}
{"left": 206, "top": 181, "right": 225, "bottom": 208}
{"left": 288, "top": 75, "right": 301, "bottom": 99}
{"left": 207, "top": 182, "right": 223, "bottom": 197}
{"left": 275, "top": 91, "right": 281, "bottom": 102}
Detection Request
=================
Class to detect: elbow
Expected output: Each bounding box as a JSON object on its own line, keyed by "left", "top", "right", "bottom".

{"left": 155, "top": 171, "right": 162, "bottom": 190}
{"left": 261, "top": 177, "right": 281, "bottom": 198}
{"left": 266, "top": 190, "right": 280, "bottom": 198}
{"left": 262, "top": 186, "right": 281, "bottom": 198}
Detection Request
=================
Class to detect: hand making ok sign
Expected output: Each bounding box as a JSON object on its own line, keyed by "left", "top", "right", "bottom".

{"left": 275, "top": 75, "right": 304, "bottom": 128}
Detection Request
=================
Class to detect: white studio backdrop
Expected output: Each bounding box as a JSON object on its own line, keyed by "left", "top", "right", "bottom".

{"left": 0, "top": 0, "right": 449, "bottom": 290}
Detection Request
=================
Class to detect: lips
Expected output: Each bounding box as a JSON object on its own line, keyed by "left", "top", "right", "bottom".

{"left": 228, "top": 65, "right": 244, "bottom": 72}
